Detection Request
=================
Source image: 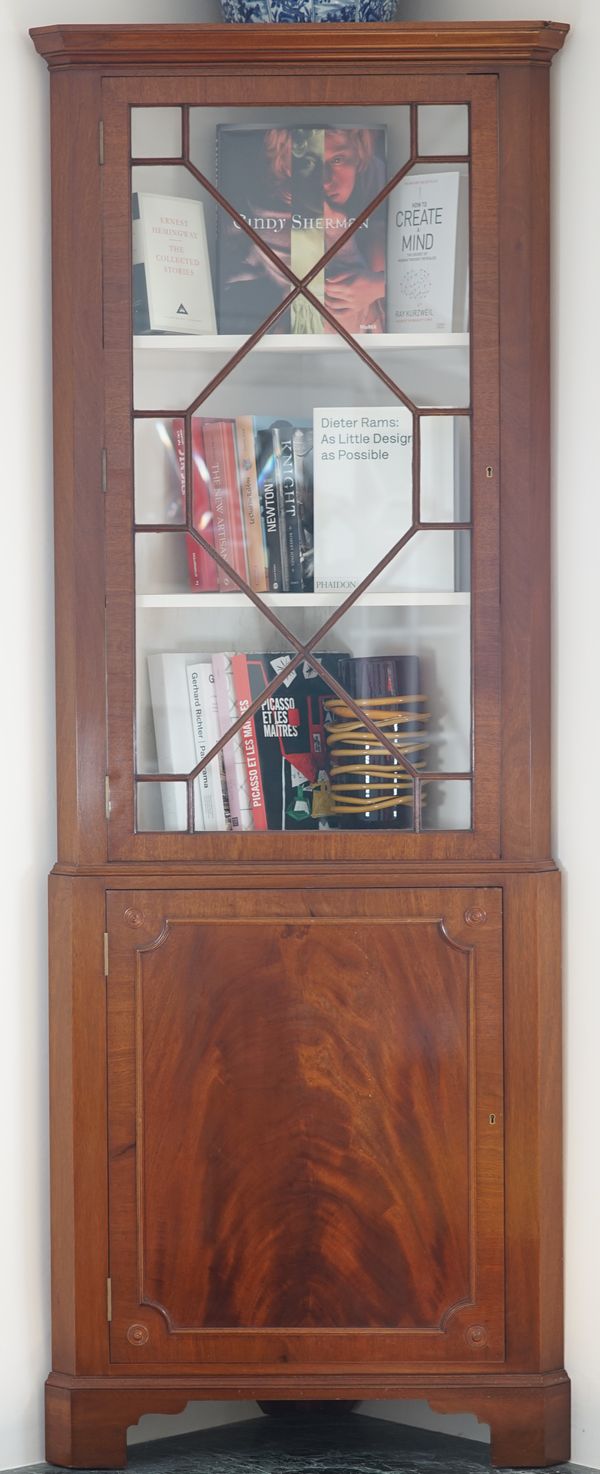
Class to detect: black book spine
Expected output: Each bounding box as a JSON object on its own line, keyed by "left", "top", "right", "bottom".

{"left": 293, "top": 426, "right": 314, "bottom": 593}
{"left": 272, "top": 421, "right": 302, "bottom": 593}
{"left": 334, "top": 656, "right": 424, "bottom": 830}
{"left": 255, "top": 430, "right": 284, "bottom": 593}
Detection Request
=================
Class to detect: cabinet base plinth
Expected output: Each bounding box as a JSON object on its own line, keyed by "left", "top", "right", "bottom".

{"left": 428, "top": 1379, "right": 571, "bottom": 1466}
{"left": 45, "top": 1373, "right": 570, "bottom": 1470}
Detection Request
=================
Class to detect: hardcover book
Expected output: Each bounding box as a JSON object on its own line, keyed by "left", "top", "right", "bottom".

{"left": 132, "top": 192, "right": 217, "bottom": 335}
{"left": 217, "top": 126, "right": 387, "bottom": 336}
{"left": 201, "top": 419, "right": 249, "bottom": 592}
{"left": 386, "top": 171, "right": 462, "bottom": 333}
{"left": 147, "top": 652, "right": 204, "bottom": 832}
{"left": 255, "top": 419, "right": 314, "bottom": 592}
{"left": 186, "top": 419, "right": 219, "bottom": 592}
{"left": 211, "top": 653, "right": 254, "bottom": 832}
{"left": 235, "top": 417, "right": 268, "bottom": 593}
{"left": 230, "top": 653, "right": 345, "bottom": 829}
{"left": 326, "top": 655, "right": 426, "bottom": 829}
{"left": 313, "top": 406, "right": 455, "bottom": 593}
{"left": 186, "top": 662, "right": 229, "bottom": 831}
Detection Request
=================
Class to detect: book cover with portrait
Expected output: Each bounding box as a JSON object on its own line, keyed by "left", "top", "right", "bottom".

{"left": 216, "top": 124, "right": 387, "bottom": 336}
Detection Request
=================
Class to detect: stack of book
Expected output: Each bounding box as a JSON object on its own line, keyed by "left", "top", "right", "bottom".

{"left": 173, "top": 416, "right": 314, "bottom": 595}
{"left": 147, "top": 651, "right": 428, "bottom": 833}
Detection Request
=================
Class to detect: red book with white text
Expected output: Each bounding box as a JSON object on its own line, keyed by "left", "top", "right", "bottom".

{"left": 201, "top": 419, "right": 248, "bottom": 593}
{"left": 185, "top": 419, "right": 218, "bottom": 592}
{"left": 230, "top": 654, "right": 268, "bottom": 830}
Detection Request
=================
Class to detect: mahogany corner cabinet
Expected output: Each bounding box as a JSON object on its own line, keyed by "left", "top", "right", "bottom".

{"left": 31, "top": 20, "right": 569, "bottom": 1469}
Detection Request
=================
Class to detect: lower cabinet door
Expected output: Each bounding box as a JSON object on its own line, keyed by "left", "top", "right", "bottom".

{"left": 106, "top": 886, "right": 504, "bottom": 1367}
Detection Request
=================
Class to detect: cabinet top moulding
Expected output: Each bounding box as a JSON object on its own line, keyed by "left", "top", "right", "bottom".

{"left": 30, "top": 20, "right": 569, "bottom": 72}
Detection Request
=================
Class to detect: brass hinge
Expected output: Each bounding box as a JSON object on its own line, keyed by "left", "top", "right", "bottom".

{"left": 103, "top": 932, "right": 109, "bottom": 978}
{"left": 105, "top": 775, "right": 111, "bottom": 820}
{"left": 99, "top": 120, "right": 104, "bottom": 165}
{"left": 101, "top": 448, "right": 107, "bottom": 493}
{"left": 107, "top": 1277, "right": 112, "bottom": 1321}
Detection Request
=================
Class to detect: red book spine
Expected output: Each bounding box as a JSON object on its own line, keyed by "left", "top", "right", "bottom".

{"left": 231, "top": 654, "right": 268, "bottom": 830}
{"left": 185, "top": 419, "right": 218, "bottom": 592}
{"left": 201, "top": 419, "right": 248, "bottom": 593}
{"left": 221, "top": 419, "right": 248, "bottom": 587}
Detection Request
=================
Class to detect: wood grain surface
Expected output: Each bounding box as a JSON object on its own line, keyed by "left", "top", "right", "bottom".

{"left": 30, "top": 22, "right": 569, "bottom": 72}
{"left": 106, "top": 887, "right": 503, "bottom": 1365}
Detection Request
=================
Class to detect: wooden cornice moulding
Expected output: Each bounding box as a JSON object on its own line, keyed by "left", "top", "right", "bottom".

{"left": 30, "top": 21, "right": 569, "bottom": 72}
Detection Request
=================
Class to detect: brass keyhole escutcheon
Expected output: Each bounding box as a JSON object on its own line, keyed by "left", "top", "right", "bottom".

{"left": 489, "top": 1113, "right": 497, "bottom": 1125}
{"left": 486, "top": 465, "right": 494, "bottom": 478}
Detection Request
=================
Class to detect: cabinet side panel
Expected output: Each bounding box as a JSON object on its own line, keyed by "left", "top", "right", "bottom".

{"left": 50, "top": 72, "right": 107, "bottom": 865}
{"left": 49, "top": 875, "right": 110, "bottom": 1373}
{"left": 504, "top": 870, "right": 563, "bottom": 1368}
{"left": 499, "top": 67, "right": 551, "bottom": 860}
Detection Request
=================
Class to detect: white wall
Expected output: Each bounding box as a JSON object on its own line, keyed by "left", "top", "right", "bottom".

{"left": 364, "top": 0, "right": 600, "bottom": 1462}
{"left": 2, "top": 0, "right": 598, "bottom": 1468}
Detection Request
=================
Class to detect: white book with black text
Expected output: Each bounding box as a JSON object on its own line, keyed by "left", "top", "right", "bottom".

{"left": 386, "top": 172, "right": 462, "bottom": 333}
{"left": 132, "top": 192, "right": 216, "bottom": 334}
{"left": 186, "top": 661, "right": 229, "bottom": 832}
{"left": 147, "top": 651, "right": 204, "bottom": 832}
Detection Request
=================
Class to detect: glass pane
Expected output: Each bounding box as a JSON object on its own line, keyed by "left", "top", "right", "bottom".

{"left": 134, "top": 418, "right": 186, "bottom": 525}
{"left": 189, "top": 105, "right": 412, "bottom": 342}
{"left": 420, "top": 415, "right": 470, "bottom": 522}
{"left": 137, "top": 780, "right": 188, "bottom": 832}
{"left": 421, "top": 779, "right": 471, "bottom": 832}
{"left": 131, "top": 107, "right": 182, "bottom": 160}
{"left": 418, "top": 105, "right": 469, "bottom": 157}
{"left": 386, "top": 163, "right": 469, "bottom": 335}
{"left": 129, "top": 102, "right": 477, "bottom": 839}
{"left": 136, "top": 601, "right": 295, "bottom": 784}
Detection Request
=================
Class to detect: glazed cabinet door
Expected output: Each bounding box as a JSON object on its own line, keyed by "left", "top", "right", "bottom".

{"left": 106, "top": 886, "right": 504, "bottom": 1370}
{"left": 103, "top": 71, "right": 500, "bottom": 863}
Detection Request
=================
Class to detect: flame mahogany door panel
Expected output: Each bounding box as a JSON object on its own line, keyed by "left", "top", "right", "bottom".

{"left": 107, "top": 885, "right": 503, "bottom": 1369}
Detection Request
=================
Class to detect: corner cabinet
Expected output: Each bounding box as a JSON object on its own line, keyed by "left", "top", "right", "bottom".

{"left": 32, "top": 21, "right": 569, "bottom": 1470}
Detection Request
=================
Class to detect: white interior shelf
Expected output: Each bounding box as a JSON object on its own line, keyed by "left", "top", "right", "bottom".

{"left": 133, "top": 332, "right": 470, "bottom": 413}
{"left": 136, "top": 591, "right": 471, "bottom": 609}
{"left": 134, "top": 332, "right": 469, "bottom": 355}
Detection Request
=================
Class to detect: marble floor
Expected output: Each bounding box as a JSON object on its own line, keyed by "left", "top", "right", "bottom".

{"left": 6, "top": 1413, "right": 591, "bottom": 1474}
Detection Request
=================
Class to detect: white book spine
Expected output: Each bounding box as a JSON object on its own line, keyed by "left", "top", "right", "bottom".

{"left": 211, "top": 653, "right": 254, "bottom": 832}
{"left": 186, "top": 662, "right": 229, "bottom": 833}
{"left": 147, "top": 652, "right": 204, "bottom": 832}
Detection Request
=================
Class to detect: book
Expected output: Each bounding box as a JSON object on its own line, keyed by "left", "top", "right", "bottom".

{"left": 186, "top": 662, "right": 229, "bottom": 831}
{"left": 235, "top": 417, "right": 268, "bottom": 592}
{"left": 326, "top": 655, "right": 427, "bottom": 829}
{"left": 230, "top": 653, "right": 345, "bottom": 829}
{"left": 211, "top": 653, "right": 254, "bottom": 832}
{"left": 255, "top": 427, "right": 284, "bottom": 593}
{"left": 216, "top": 125, "right": 387, "bottom": 336}
{"left": 386, "top": 171, "right": 461, "bottom": 333}
{"left": 272, "top": 421, "right": 303, "bottom": 594}
{"left": 147, "top": 652, "right": 205, "bottom": 831}
{"left": 313, "top": 406, "right": 456, "bottom": 593}
{"left": 253, "top": 418, "right": 313, "bottom": 592}
{"left": 185, "top": 419, "right": 218, "bottom": 592}
{"left": 201, "top": 419, "right": 249, "bottom": 593}
{"left": 132, "top": 192, "right": 216, "bottom": 335}
{"left": 293, "top": 424, "right": 315, "bottom": 592}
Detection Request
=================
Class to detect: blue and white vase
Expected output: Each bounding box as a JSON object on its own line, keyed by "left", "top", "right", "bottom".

{"left": 220, "top": 0, "right": 396, "bottom": 22}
